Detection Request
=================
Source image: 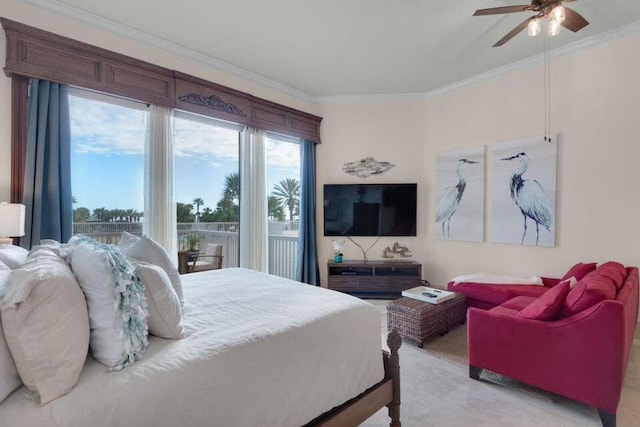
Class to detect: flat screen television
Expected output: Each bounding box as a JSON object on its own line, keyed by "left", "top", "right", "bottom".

{"left": 323, "top": 183, "right": 417, "bottom": 236}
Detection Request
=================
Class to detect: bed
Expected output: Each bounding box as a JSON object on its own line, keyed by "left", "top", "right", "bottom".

{"left": 0, "top": 268, "right": 401, "bottom": 427}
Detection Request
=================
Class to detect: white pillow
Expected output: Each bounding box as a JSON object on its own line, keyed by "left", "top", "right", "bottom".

{"left": 0, "top": 245, "right": 28, "bottom": 270}
{"left": 118, "top": 231, "right": 140, "bottom": 250}
{"left": 71, "top": 241, "right": 148, "bottom": 369}
{"left": 0, "top": 269, "right": 21, "bottom": 404}
{"left": 135, "top": 263, "right": 185, "bottom": 339}
{"left": 1, "top": 249, "right": 89, "bottom": 405}
{"left": 122, "top": 235, "right": 183, "bottom": 307}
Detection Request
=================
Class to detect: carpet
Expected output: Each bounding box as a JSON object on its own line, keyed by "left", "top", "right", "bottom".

{"left": 360, "top": 300, "right": 627, "bottom": 427}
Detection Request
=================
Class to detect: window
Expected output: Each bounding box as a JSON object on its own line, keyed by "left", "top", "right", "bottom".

{"left": 173, "top": 112, "right": 241, "bottom": 268}
{"left": 69, "top": 89, "right": 148, "bottom": 243}
{"left": 266, "top": 135, "right": 301, "bottom": 279}
{"left": 68, "top": 91, "right": 302, "bottom": 278}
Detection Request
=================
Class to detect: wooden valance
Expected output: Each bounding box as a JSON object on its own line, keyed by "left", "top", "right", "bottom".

{"left": 1, "top": 17, "right": 322, "bottom": 143}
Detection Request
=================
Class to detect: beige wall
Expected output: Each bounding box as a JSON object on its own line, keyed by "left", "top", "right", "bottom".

{"left": 316, "top": 99, "right": 427, "bottom": 280}
{"left": 0, "top": 0, "right": 318, "bottom": 202}
{"left": 318, "top": 32, "right": 640, "bottom": 286}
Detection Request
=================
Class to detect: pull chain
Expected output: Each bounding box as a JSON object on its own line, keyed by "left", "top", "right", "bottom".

{"left": 544, "top": 23, "right": 552, "bottom": 143}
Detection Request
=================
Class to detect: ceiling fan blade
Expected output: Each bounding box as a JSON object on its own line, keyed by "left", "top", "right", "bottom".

{"left": 493, "top": 16, "right": 535, "bottom": 47}
{"left": 561, "top": 7, "right": 589, "bottom": 32}
{"left": 473, "top": 5, "right": 534, "bottom": 16}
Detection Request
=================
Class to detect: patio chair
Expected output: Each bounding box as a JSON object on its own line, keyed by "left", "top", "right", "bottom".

{"left": 188, "top": 243, "right": 224, "bottom": 273}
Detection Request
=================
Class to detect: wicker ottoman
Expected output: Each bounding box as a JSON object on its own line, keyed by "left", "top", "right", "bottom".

{"left": 387, "top": 293, "right": 467, "bottom": 347}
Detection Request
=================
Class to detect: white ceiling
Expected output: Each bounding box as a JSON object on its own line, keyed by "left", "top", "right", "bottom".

{"left": 47, "top": 0, "right": 640, "bottom": 97}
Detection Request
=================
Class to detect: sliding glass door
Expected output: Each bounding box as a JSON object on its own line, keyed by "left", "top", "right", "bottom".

{"left": 173, "top": 112, "right": 241, "bottom": 269}
{"left": 69, "top": 89, "right": 147, "bottom": 244}
{"left": 266, "top": 136, "right": 301, "bottom": 279}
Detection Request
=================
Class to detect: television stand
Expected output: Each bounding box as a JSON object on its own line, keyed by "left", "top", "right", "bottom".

{"left": 327, "top": 260, "right": 422, "bottom": 299}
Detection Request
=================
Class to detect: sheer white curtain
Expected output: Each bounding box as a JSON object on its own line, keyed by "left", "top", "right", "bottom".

{"left": 239, "top": 128, "right": 268, "bottom": 272}
{"left": 144, "top": 105, "right": 177, "bottom": 264}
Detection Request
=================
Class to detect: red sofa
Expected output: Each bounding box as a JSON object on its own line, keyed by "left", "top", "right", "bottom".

{"left": 452, "top": 263, "right": 639, "bottom": 427}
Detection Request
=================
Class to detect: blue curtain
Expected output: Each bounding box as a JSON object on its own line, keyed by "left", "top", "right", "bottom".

{"left": 296, "top": 140, "right": 320, "bottom": 285}
{"left": 21, "top": 79, "right": 72, "bottom": 248}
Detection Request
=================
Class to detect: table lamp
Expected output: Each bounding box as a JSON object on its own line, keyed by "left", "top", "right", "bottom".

{"left": 0, "top": 202, "right": 26, "bottom": 244}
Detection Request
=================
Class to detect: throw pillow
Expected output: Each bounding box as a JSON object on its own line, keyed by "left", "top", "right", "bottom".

{"left": 0, "top": 269, "right": 21, "bottom": 404}
{"left": 519, "top": 280, "right": 571, "bottom": 321}
{"left": 71, "top": 240, "right": 148, "bottom": 370}
{"left": 0, "top": 248, "right": 89, "bottom": 405}
{"left": 118, "top": 231, "right": 140, "bottom": 250}
{"left": 562, "top": 262, "right": 597, "bottom": 282}
{"left": 561, "top": 274, "right": 617, "bottom": 318}
{"left": 0, "top": 245, "right": 28, "bottom": 270}
{"left": 596, "top": 261, "right": 626, "bottom": 290}
{"left": 122, "top": 235, "right": 183, "bottom": 307}
{"left": 135, "top": 263, "right": 185, "bottom": 339}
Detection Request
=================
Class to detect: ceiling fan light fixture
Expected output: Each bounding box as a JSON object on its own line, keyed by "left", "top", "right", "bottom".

{"left": 550, "top": 5, "right": 566, "bottom": 23}
{"left": 548, "top": 18, "right": 562, "bottom": 36}
{"left": 528, "top": 18, "right": 541, "bottom": 37}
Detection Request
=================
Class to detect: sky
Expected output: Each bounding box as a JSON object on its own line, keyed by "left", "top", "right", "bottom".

{"left": 69, "top": 94, "right": 301, "bottom": 214}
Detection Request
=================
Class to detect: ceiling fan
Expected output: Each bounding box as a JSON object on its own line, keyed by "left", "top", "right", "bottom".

{"left": 474, "top": 0, "right": 590, "bottom": 47}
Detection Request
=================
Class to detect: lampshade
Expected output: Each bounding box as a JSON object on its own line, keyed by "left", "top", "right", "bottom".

{"left": 0, "top": 203, "right": 26, "bottom": 237}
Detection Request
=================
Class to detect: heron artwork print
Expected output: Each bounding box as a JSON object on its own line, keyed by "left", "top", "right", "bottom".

{"left": 435, "top": 146, "right": 485, "bottom": 242}
{"left": 492, "top": 136, "right": 557, "bottom": 247}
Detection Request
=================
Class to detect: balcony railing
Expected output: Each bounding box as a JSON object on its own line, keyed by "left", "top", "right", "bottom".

{"left": 72, "top": 221, "right": 299, "bottom": 280}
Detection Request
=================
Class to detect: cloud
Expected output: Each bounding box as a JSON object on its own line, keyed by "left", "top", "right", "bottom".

{"left": 174, "top": 117, "right": 239, "bottom": 161}
{"left": 69, "top": 94, "right": 301, "bottom": 172}
{"left": 266, "top": 138, "right": 301, "bottom": 169}
{"left": 70, "top": 96, "right": 146, "bottom": 155}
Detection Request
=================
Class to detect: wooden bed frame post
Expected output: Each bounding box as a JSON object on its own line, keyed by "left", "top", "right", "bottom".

{"left": 386, "top": 330, "right": 402, "bottom": 427}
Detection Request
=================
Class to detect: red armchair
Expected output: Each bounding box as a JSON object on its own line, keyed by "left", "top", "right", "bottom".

{"left": 467, "top": 267, "right": 638, "bottom": 427}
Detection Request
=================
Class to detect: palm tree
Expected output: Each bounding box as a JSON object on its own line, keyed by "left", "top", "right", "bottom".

{"left": 223, "top": 173, "right": 240, "bottom": 202}
{"left": 193, "top": 197, "right": 204, "bottom": 222}
{"left": 268, "top": 196, "right": 285, "bottom": 221}
{"left": 272, "top": 178, "right": 300, "bottom": 221}
{"left": 93, "top": 207, "right": 106, "bottom": 222}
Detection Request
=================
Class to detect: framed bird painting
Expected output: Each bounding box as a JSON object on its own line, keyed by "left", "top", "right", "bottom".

{"left": 491, "top": 135, "right": 557, "bottom": 247}
{"left": 435, "top": 146, "right": 485, "bottom": 242}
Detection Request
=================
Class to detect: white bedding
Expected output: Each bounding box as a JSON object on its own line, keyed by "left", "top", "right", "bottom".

{"left": 0, "top": 268, "right": 384, "bottom": 427}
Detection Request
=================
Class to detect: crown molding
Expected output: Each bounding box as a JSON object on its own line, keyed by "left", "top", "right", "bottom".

{"left": 18, "top": 1, "right": 640, "bottom": 104}
{"left": 21, "top": 0, "right": 317, "bottom": 103}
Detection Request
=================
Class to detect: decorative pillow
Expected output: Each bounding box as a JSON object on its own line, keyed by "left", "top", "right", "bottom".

{"left": 0, "top": 248, "right": 89, "bottom": 405}
{"left": 122, "top": 235, "right": 183, "bottom": 307}
{"left": 0, "top": 269, "right": 21, "bottom": 404}
{"left": 71, "top": 240, "right": 148, "bottom": 369}
{"left": 519, "top": 280, "right": 571, "bottom": 321}
{"left": 562, "top": 262, "right": 597, "bottom": 282}
{"left": 118, "top": 231, "right": 140, "bottom": 250}
{"left": 39, "top": 239, "right": 61, "bottom": 246}
{"left": 135, "top": 263, "right": 185, "bottom": 339}
{"left": 596, "top": 262, "right": 626, "bottom": 290}
{"left": 561, "top": 274, "right": 617, "bottom": 318}
{"left": 0, "top": 245, "right": 28, "bottom": 270}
